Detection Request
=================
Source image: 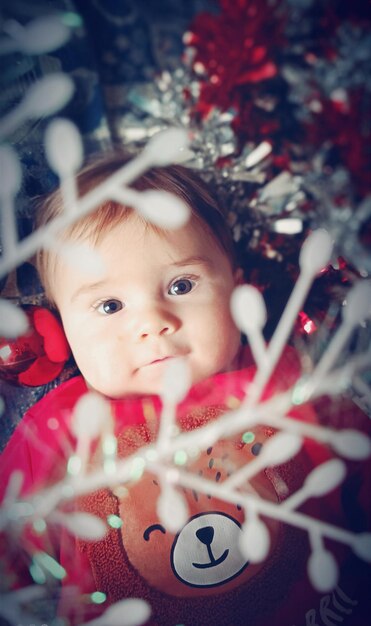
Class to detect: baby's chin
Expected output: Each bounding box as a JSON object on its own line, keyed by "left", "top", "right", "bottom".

{"left": 91, "top": 378, "right": 176, "bottom": 400}
{"left": 91, "top": 374, "right": 176, "bottom": 400}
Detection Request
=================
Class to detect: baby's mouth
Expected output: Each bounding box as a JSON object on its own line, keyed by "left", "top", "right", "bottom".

{"left": 135, "top": 356, "right": 175, "bottom": 372}
{"left": 134, "top": 352, "right": 189, "bottom": 375}
{"left": 149, "top": 356, "right": 172, "bottom": 365}
{"left": 144, "top": 356, "right": 175, "bottom": 368}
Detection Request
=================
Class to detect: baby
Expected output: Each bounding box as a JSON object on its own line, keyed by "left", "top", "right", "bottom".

{"left": 2, "top": 152, "right": 270, "bottom": 623}
{"left": 1, "top": 152, "right": 368, "bottom": 626}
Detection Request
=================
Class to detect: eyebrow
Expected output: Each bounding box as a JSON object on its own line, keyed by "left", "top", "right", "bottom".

{"left": 170, "top": 255, "right": 213, "bottom": 268}
{"left": 70, "top": 280, "right": 107, "bottom": 303}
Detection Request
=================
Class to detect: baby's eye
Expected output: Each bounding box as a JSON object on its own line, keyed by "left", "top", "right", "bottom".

{"left": 96, "top": 299, "right": 124, "bottom": 315}
{"left": 168, "top": 278, "right": 195, "bottom": 296}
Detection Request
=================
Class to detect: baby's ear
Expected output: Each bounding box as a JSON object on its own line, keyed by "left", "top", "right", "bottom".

{"left": 233, "top": 267, "right": 244, "bottom": 285}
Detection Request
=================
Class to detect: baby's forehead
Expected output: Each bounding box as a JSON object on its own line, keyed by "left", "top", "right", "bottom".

{"left": 68, "top": 209, "right": 213, "bottom": 249}
{"left": 44, "top": 205, "right": 233, "bottom": 303}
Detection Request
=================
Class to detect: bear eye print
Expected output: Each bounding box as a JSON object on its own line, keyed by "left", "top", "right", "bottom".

{"left": 143, "top": 524, "right": 167, "bottom": 541}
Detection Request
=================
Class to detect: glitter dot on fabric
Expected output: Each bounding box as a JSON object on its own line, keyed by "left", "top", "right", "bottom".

{"left": 91, "top": 591, "right": 107, "bottom": 604}
{"left": 242, "top": 431, "right": 255, "bottom": 444}
{"left": 107, "top": 514, "right": 123, "bottom": 529}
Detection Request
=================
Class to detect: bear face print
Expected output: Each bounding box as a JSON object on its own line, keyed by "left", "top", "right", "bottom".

{"left": 170, "top": 511, "right": 249, "bottom": 587}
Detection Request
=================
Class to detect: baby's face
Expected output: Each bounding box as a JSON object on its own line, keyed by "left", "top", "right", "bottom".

{"left": 53, "top": 214, "right": 241, "bottom": 397}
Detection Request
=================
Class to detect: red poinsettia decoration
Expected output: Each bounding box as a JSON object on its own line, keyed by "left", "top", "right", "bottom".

{"left": 186, "top": 0, "right": 285, "bottom": 115}
{"left": 0, "top": 306, "right": 71, "bottom": 386}
{"left": 304, "top": 89, "right": 371, "bottom": 198}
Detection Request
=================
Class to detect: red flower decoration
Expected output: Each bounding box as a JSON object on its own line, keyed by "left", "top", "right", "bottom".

{"left": 304, "top": 90, "right": 371, "bottom": 198}
{"left": 0, "top": 306, "right": 71, "bottom": 386}
{"left": 187, "top": 0, "right": 285, "bottom": 114}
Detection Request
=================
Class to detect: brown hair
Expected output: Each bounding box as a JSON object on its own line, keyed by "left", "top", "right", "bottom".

{"left": 36, "top": 150, "right": 238, "bottom": 303}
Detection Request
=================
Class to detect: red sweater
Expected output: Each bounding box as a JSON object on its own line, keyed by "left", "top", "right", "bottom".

{"left": 1, "top": 351, "right": 370, "bottom": 626}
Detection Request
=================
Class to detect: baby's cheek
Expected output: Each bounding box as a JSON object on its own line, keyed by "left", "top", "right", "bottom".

{"left": 192, "top": 327, "right": 241, "bottom": 379}
{"left": 73, "top": 338, "right": 129, "bottom": 396}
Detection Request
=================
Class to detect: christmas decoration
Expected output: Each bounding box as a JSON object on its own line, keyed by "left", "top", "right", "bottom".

{"left": 116, "top": 0, "right": 371, "bottom": 280}
{"left": 0, "top": 306, "right": 71, "bottom": 386}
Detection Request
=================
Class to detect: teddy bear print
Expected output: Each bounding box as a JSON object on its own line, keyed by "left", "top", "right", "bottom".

{"left": 113, "top": 417, "right": 283, "bottom": 599}
{"left": 77, "top": 405, "right": 309, "bottom": 626}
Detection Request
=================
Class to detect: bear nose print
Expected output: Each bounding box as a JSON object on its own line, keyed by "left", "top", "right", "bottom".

{"left": 196, "top": 526, "right": 214, "bottom": 546}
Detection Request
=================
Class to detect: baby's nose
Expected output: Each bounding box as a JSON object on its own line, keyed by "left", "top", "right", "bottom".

{"left": 136, "top": 306, "right": 180, "bottom": 340}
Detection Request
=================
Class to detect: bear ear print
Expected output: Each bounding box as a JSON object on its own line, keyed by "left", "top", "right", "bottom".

{"left": 0, "top": 305, "right": 71, "bottom": 386}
